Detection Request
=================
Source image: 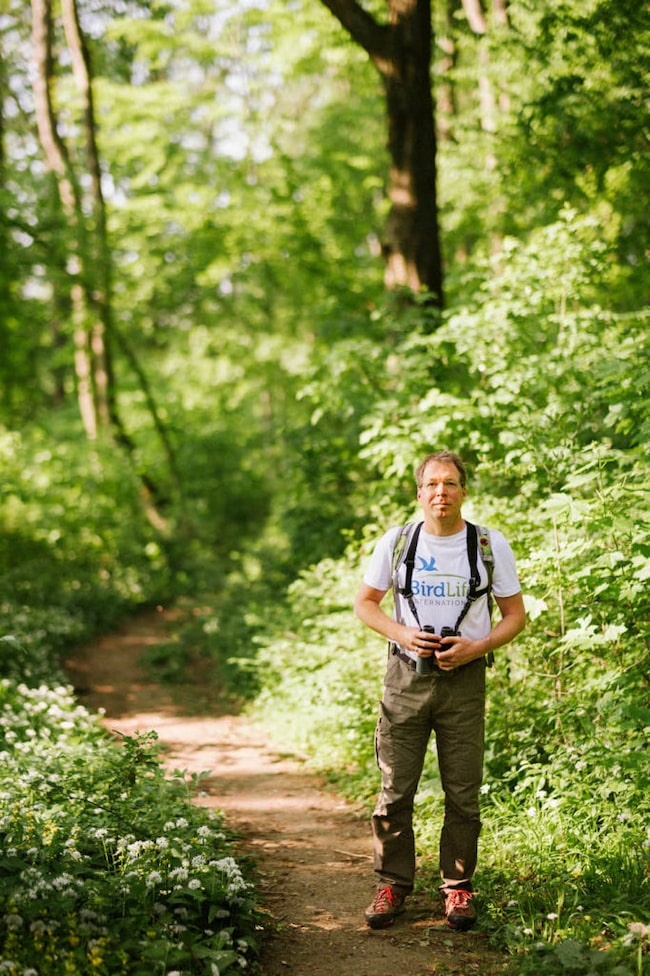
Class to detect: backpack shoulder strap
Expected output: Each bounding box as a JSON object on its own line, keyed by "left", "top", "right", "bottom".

{"left": 463, "top": 521, "right": 491, "bottom": 599}
{"left": 476, "top": 525, "right": 494, "bottom": 590}
{"left": 391, "top": 521, "right": 424, "bottom": 627}
{"left": 466, "top": 522, "right": 496, "bottom": 667}
{"left": 391, "top": 521, "right": 415, "bottom": 577}
{"left": 398, "top": 521, "right": 424, "bottom": 597}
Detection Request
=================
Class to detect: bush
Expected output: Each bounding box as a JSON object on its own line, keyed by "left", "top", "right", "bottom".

{"left": 0, "top": 680, "right": 261, "bottom": 975}
{"left": 246, "top": 221, "right": 650, "bottom": 974}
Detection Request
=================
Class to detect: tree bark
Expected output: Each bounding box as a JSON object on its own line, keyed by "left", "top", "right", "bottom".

{"left": 492, "top": 0, "right": 508, "bottom": 27}
{"left": 461, "top": 0, "right": 487, "bottom": 34}
{"left": 437, "top": 0, "right": 460, "bottom": 144}
{"left": 320, "top": 0, "right": 443, "bottom": 306}
{"left": 30, "top": 0, "right": 180, "bottom": 529}
{"left": 30, "top": 0, "right": 98, "bottom": 437}
{"left": 61, "top": 0, "right": 111, "bottom": 428}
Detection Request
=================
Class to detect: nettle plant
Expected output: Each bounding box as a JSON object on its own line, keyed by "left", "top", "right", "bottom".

{"left": 0, "top": 681, "right": 261, "bottom": 976}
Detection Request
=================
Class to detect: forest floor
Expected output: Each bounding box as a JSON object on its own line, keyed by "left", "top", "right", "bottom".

{"left": 64, "top": 606, "right": 509, "bottom": 976}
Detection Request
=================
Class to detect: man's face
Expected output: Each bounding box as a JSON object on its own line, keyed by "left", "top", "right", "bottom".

{"left": 417, "top": 460, "right": 466, "bottom": 528}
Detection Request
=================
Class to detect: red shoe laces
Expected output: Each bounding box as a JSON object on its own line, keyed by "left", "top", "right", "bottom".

{"left": 374, "top": 886, "right": 400, "bottom": 910}
{"left": 446, "top": 888, "right": 473, "bottom": 910}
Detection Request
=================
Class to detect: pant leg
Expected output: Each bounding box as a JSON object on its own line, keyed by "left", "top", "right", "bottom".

{"left": 433, "top": 658, "right": 486, "bottom": 882}
{"left": 371, "top": 654, "right": 433, "bottom": 891}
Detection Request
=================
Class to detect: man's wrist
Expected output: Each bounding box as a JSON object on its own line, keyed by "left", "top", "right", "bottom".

{"left": 477, "top": 633, "right": 493, "bottom": 658}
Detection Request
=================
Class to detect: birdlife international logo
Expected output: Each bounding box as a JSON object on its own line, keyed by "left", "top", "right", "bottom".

{"left": 412, "top": 556, "right": 469, "bottom": 599}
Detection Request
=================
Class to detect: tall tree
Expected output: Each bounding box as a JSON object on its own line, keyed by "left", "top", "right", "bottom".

{"left": 29, "top": 0, "right": 179, "bottom": 526}
{"left": 319, "top": 0, "right": 443, "bottom": 305}
{"left": 30, "top": 0, "right": 105, "bottom": 437}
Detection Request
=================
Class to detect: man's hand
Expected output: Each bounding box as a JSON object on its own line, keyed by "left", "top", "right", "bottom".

{"left": 434, "top": 634, "right": 480, "bottom": 670}
{"left": 435, "top": 591, "right": 527, "bottom": 669}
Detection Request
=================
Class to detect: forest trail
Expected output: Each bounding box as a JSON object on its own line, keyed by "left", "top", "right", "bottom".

{"left": 64, "top": 607, "right": 507, "bottom": 976}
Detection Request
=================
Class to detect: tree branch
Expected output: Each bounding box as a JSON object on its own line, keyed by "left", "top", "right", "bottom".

{"left": 461, "top": 0, "right": 487, "bottom": 34}
{"left": 318, "top": 0, "right": 393, "bottom": 70}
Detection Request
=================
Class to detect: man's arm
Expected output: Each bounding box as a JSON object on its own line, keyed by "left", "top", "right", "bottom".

{"left": 481, "top": 591, "right": 527, "bottom": 654}
{"left": 354, "top": 582, "right": 422, "bottom": 652}
{"left": 436, "top": 591, "right": 527, "bottom": 669}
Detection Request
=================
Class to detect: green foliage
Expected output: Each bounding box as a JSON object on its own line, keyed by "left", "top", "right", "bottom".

{"left": 0, "top": 680, "right": 260, "bottom": 975}
{"left": 245, "top": 215, "right": 649, "bottom": 973}
{"left": 1, "top": 1, "right": 649, "bottom": 972}
{"left": 437, "top": 0, "right": 650, "bottom": 306}
{"left": 252, "top": 546, "right": 381, "bottom": 783}
{"left": 0, "top": 422, "right": 171, "bottom": 681}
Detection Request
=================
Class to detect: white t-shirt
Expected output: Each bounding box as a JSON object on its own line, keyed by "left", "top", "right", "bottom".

{"left": 363, "top": 522, "right": 521, "bottom": 658}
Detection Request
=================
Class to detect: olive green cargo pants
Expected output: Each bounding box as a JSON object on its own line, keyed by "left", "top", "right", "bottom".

{"left": 371, "top": 650, "right": 486, "bottom": 891}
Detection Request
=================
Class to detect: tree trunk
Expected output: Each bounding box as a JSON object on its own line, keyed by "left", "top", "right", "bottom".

{"left": 30, "top": 0, "right": 180, "bottom": 529}
{"left": 61, "top": 0, "right": 111, "bottom": 428}
{"left": 461, "top": 0, "right": 487, "bottom": 33}
{"left": 320, "top": 0, "right": 443, "bottom": 306}
{"left": 437, "top": 0, "right": 460, "bottom": 144}
{"left": 30, "top": 0, "right": 98, "bottom": 438}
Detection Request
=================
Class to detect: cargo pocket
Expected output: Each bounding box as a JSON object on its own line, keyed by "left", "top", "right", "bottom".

{"left": 374, "top": 700, "right": 395, "bottom": 779}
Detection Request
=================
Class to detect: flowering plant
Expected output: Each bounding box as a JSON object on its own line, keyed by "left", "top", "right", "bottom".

{"left": 0, "top": 680, "right": 261, "bottom": 975}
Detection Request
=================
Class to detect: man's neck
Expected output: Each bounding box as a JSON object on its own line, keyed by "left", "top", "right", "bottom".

{"left": 422, "top": 516, "right": 466, "bottom": 538}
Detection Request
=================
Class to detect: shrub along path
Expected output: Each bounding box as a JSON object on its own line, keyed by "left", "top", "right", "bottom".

{"left": 64, "top": 607, "right": 507, "bottom": 976}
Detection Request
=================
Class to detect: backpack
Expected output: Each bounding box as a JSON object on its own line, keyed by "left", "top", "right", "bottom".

{"left": 390, "top": 520, "right": 495, "bottom": 666}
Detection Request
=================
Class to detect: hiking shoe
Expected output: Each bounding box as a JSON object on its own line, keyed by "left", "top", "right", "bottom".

{"left": 364, "top": 885, "right": 407, "bottom": 929}
{"left": 442, "top": 886, "right": 477, "bottom": 931}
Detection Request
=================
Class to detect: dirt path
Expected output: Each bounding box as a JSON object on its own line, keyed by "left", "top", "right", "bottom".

{"left": 64, "top": 607, "right": 507, "bottom": 976}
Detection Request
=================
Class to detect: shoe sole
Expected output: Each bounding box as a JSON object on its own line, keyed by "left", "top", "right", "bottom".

{"left": 365, "top": 906, "right": 405, "bottom": 930}
{"left": 365, "top": 916, "right": 395, "bottom": 929}
{"left": 447, "top": 916, "right": 476, "bottom": 931}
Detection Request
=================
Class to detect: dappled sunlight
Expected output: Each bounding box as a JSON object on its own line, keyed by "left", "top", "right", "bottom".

{"left": 62, "top": 614, "right": 501, "bottom": 974}
{"left": 64, "top": 607, "right": 233, "bottom": 721}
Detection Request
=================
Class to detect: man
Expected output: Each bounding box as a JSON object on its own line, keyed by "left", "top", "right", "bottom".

{"left": 354, "top": 451, "right": 525, "bottom": 931}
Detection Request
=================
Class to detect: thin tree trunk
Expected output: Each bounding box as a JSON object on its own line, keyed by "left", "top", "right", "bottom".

{"left": 31, "top": 0, "right": 181, "bottom": 529}
{"left": 30, "top": 0, "right": 98, "bottom": 438}
{"left": 437, "top": 0, "right": 459, "bottom": 144}
{"left": 61, "top": 0, "right": 111, "bottom": 427}
{"left": 492, "top": 0, "right": 508, "bottom": 27}
{"left": 65, "top": 0, "right": 181, "bottom": 524}
{"left": 461, "top": 0, "right": 487, "bottom": 33}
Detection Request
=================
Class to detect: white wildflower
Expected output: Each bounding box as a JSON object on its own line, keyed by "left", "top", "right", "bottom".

{"left": 51, "top": 874, "right": 74, "bottom": 891}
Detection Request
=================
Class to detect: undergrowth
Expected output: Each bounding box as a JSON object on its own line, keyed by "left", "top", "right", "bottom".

{"left": 0, "top": 679, "right": 262, "bottom": 975}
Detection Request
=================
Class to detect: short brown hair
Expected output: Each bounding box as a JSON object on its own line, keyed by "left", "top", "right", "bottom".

{"left": 415, "top": 451, "right": 468, "bottom": 489}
